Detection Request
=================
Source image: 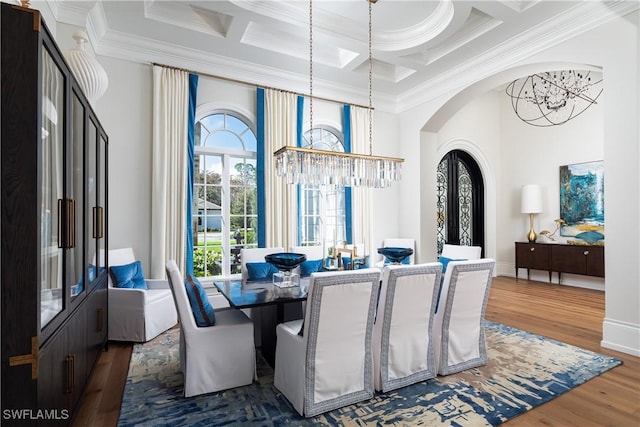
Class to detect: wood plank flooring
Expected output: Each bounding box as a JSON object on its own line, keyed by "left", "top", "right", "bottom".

{"left": 72, "top": 276, "right": 640, "bottom": 426}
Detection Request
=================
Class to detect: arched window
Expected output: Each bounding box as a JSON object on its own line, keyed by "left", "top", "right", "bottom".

{"left": 299, "top": 126, "right": 346, "bottom": 247}
{"left": 436, "top": 150, "right": 484, "bottom": 255}
{"left": 193, "top": 111, "right": 257, "bottom": 277}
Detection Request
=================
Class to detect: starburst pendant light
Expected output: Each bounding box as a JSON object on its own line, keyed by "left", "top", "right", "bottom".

{"left": 274, "top": 0, "right": 403, "bottom": 188}
{"left": 506, "top": 70, "right": 602, "bottom": 127}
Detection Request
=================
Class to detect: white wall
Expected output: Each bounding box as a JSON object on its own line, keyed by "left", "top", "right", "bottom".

{"left": 499, "top": 83, "right": 604, "bottom": 287}
{"left": 399, "top": 11, "right": 639, "bottom": 356}
{"left": 436, "top": 91, "right": 502, "bottom": 265}
{"left": 56, "top": 23, "right": 156, "bottom": 274}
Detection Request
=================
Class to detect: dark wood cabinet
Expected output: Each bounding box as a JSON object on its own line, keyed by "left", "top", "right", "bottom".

{"left": 1, "top": 4, "right": 108, "bottom": 424}
{"left": 550, "top": 244, "right": 605, "bottom": 279}
{"left": 515, "top": 242, "right": 605, "bottom": 283}
{"left": 515, "top": 242, "right": 552, "bottom": 282}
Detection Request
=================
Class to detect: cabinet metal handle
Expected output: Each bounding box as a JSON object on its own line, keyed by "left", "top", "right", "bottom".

{"left": 97, "top": 308, "right": 104, "bottom": 332}
{"left": 57, "top": 199, "right": 63, "bottom": 248}
{"left": 71, "top": 354, "right": 76, "bottom": 394}
{"left": 93, "top": 206, "right": 104, "bottom": 238}
{"left": 530, "top": 247, "right": 535, "bottom": 252}
{"left": 68, "top": 199, "right": 76, "bottom": 249}
{"left": 57, "top": 199, "right": 76, "bottom": 249}
{"left": 8, "top": 336, "right": 38, "bottom": 380}
{"left": 99, "top": 206, "right": 104, "bottom": 238}
{"left": 65, "top": 355, "right": 73, "bottom": 394}
{"left": 584, "top": 250, "right": 589, "bottom": 256}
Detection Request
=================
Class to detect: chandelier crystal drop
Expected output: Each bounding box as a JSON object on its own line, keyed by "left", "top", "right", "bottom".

{"left": 273, "top": 0, "right": 403, "bottom": 188}
{"left": 274, "top": 146, "right": 403, "bottom": 188}
{"left": 506, "top": 70, "right": 602, "bottom": 127}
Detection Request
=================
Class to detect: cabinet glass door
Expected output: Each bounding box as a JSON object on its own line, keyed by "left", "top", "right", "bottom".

{"left": 96, "top": 133, "right": 107, "bottom": 276}
{"left": 69, "top": 92, "right": 85, "bottom": 300}
{"left": 40, "top": 47, "right": 65, "bottom": 328}
{"left": 86, "top": 119, "right": 98, "bottom": 285}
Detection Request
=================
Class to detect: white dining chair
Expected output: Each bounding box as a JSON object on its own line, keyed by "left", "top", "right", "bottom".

{"left": 373, "top": 262, "right": 442, "bottom": 392}
{"left": 432, "top": 258, "right": 495, "bottom": 375}
{"left": 440, "top": 244, "right": 482, "bottom": 260}
{"left": 165, "top": 260, "right": 256, "bottom": 397}
{"left": 274, "top": 268, "right": 381, "bottom": 417}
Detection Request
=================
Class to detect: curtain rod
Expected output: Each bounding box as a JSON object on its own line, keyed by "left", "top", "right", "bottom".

{"left": 151, "top": 62, "right": 373, "bottom": 111}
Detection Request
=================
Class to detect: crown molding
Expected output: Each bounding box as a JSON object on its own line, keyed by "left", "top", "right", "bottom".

{"left": 50, "top": 0, "right": 639, "bottom": 114}
{"left": 397, "top": 0, "right": 640, "bottom": 113}
{"left": 94, "top": 28, "right": 397, "bottom": 111}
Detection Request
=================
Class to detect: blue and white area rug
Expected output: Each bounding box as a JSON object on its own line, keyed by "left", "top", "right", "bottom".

{"left": 119, "top": 321, "right": 621, "bottom": 426}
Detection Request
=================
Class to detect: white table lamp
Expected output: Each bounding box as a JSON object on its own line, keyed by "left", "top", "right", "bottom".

{"left": 521, "top": 184, "right": 542, "bottom": 242}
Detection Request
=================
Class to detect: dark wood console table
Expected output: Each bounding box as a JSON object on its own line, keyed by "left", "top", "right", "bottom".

{"left": 515, "top": 241, "right": 605, "bottom": 283}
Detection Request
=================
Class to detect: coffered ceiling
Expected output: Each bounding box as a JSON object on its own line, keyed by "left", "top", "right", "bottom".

{"left": 46, "top": 0, "right": 636, "bottom": 111}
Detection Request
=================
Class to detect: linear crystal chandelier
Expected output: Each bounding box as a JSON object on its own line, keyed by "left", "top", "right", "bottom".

{"left": 274, "top": 0, "right": 403, "bottom": 188}
{"left": 505, "top": 70, "right": 602, "bottom": 127}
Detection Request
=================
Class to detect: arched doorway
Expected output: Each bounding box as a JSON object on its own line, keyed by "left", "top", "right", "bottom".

{"left": 436, "top": 149, "right": 484, "bottom": 255}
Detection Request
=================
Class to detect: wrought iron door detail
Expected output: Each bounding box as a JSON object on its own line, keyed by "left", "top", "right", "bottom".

{"left": 436, "top": 160, "right": 448, "bottom": 254}
{"left": 458, "top": 162, "right": 472, "bottom": 246}
{"left": 436, "top": 150, "right": 484, "bottom": 256}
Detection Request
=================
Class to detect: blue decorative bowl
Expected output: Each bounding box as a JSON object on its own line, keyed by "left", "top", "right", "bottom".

{"left": 377, "top": 247, "right": 413, "bottom": 264}
{"left": 265, "top": 253, "right": 307, "bottom": 272}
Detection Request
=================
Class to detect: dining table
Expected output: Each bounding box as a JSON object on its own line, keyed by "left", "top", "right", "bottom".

{"left": 213, "top": 277, "right": 309, "bottom": 367}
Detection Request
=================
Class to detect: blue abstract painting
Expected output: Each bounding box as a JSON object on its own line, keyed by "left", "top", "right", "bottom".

{"left": 559, "top": 161, "right": 604, "bottom": 238}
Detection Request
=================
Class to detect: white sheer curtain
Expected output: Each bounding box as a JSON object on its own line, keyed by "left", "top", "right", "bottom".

{"left": 350, "top": 106, "right": 373, "bottom": 258}
{"left": 264, "top": 89, "right": 297, "bottom": 249}
{"left": 150, "top": 65, "right": 189, "bottom": 278}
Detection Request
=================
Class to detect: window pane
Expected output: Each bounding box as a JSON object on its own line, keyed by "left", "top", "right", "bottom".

{"left": 229, "top": 186, "right": 244, "bottom": 215}
{"left": 193, "top": 112, "right": 257, "bottom": 277}
{"left": 205, "top": 186, "right": 221, "bottom": 209}
{"left": 194, "top": 184, "right": 204, "bottom": 202}
{"left": 195, "top": 155, "right": 205, "bottom": 183}
{"left": 226, "top": 115, "right": 247, "bottom": 134}
{"left": 214, "top": 130, "right": 242, "bottom": 150}
{"left": 300, "top": 126, "right": 346, "bottom": 246}
{"left": 202, "top": 114, "right": 224, "bottom": 131}
{"left": 242, "top": 131, "right": 257, "bottom": 151}
{"left": 204, "top": 155, "right": 222, "bottom": 178}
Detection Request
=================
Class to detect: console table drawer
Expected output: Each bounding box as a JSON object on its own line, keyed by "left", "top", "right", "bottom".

{"left": 516, "top": 243, "right": 550, "bottom": 270}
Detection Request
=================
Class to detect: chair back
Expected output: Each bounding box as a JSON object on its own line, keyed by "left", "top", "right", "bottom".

{"left": 166, "top": 260, "right": 197, "bottom": 333}
{"left": 240, "top": 247, "right": 284, "bottom": 280}
{"left": 290, "top": 245, "right": 324, "bottom": 261}
{"left": 381, "top": 238, "right": 416, "bottom": 264}
{"left": 433, "top": 258, "right": 495, "bottom": 375}
{"left": 373, "top": 262, "right": 442, "bottom": 392}
{"left": 290, "top": 245, "right": 325, "bottom": 274}
{"left": 301, "top": 268, "right": 381, "bottom": 417}
{"left": 440, "top": 244, "right": 482, "bottom": 260}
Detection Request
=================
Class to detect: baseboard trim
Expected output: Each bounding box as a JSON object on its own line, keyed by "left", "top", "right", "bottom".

{"left": 602, "top": 318, "right": 640, "bottom": 357}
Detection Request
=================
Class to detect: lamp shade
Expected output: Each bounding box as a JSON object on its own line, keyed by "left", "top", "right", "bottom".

{"left": 521, "top": 184, "right": 542, "bottom": 214}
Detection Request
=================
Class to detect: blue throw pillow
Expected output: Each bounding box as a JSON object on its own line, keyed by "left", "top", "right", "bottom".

{"left": 110, "top": 261, "right": 147, "bottom": 290}
{"left": 246, "top": 262, "right": 279, "bottom": 281}
{"left": 300, "top": 259, "right": 323, "bottom": 277}
{"left": 435, "top": 256, "right": 467, "bottom": 314}
{"left": 185, "top": 275, "right": 216, "bottom": 327}
{"left": 438, "top": 256, "right": 466, "bottom": 274}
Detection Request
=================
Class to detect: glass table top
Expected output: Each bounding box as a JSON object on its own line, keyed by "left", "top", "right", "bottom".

{"left": 213, "top": 278, "right": 309, "bottom": 309}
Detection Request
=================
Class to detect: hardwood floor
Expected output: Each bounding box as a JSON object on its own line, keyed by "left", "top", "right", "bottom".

{"left": 72, "top": 276, "right": 640, "bottom": 426}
